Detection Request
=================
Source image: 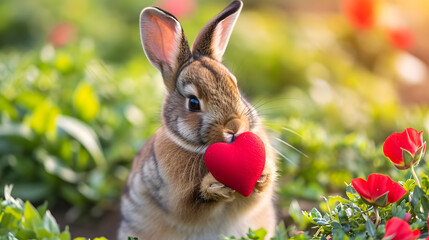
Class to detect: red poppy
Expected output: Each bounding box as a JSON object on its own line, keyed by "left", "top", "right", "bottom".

{"left": 383, "top": 128, "right": 426, "bottom": 170}
{"left": 342, "top": 0, "right": 377, "bottom": 29}
{"left": 351, "top": 173, "right": 406, "bottom": 207}
{"left": 383, "top": 217, "right": 420, "bottom": 240}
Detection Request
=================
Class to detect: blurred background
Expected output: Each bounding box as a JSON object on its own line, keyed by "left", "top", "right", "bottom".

{"left": 1, "top": 0, "right": 429, "bottom": 238}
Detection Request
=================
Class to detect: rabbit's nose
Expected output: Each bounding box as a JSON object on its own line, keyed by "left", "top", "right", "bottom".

{"left": 223, "top": 118, "right": 247, "bottom": 143}
{"left": 223, "top": 132, "right": 236, "bottom": 143}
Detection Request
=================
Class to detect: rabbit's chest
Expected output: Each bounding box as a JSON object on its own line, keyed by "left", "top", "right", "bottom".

{"left": 175, "top": 214, "right": 252, "bottom": 240}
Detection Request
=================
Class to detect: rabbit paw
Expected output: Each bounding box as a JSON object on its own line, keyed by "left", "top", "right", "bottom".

{"left": 254, "top": 174, "right": 270, "bottom": 193}
{"left": 201, "top": 173, "right": 235, "bottom": 202}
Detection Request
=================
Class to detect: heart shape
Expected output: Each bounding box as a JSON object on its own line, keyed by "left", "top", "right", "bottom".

{"left": 204, "top": 132, "right": 266, "bottom": 197}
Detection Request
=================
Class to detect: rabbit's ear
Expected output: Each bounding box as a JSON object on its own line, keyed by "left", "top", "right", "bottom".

{"left": 192, "top": 0, "right": 243, "bottom": 62}
{"left": 140, "top": 7, "right": 191, "bottom": 91}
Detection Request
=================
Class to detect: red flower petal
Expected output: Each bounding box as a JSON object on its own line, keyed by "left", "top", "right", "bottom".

{"left": 383, "top": 132, "right": 405, "bottom": 165}
{"left": 351, "top": 178, "right": 372, "bottom": 202}
{"left": 383, "top": 128, "right": 424, "bottom": 166}
{"left": 387, "top": 26, "right": 414, "bottom": 50}
{"left": 386, "top": 177, "right": 406, "bottom": 204}
{"left": 48, "top": 23, "right": 76, "bottom": 48}
{"left": 367, "top": 173, "right": 390, "bottom": 201}
{"left": 411, "top": 229, "right": 421, "bottom": 239}
{"left": 404, "top": 128, "right": 421, "bottom": 153}
{"left": 342, "top": 0, "right": 376, "bottom": 30}
{"left": 384, "top": 217, "right": 420, "bottom": 240}
{"left": 158, "top": 0, "right": 196, "bottom": 18}
{"left": 352, "top": 174, "right": 405, "bottom": 207}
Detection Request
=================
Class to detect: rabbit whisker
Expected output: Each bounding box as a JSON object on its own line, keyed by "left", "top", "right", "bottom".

{"left": 274, "top": 137, "right": 308, "bottom": 158}
{"left": 272, "top": 147, "right": 296, "bottom": 166}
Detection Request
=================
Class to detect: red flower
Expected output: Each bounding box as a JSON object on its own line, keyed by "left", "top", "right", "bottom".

{"left": 48, "top": 23, "right": 76, "bottom": 48}
{"left": 383, "top": 217, "right": 420, "bottom": 240}
{"left": 351, "top": 173, "right": 406, "bottom": 207}
{"left": 342, "top": 0, "right": 377, "bottom": 29}
{"left": 157, "top": 0, "right": 196, "bottom": 18}
{"left": 386, "top": 26, "right": 414, "bottom": 50}
{"left": 383, "top": 128, "right": 426, "bottom": 170}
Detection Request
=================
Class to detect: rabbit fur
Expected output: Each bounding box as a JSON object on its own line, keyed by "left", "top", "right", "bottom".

{"left": 118, "top": 1, "right": 278, "bottom": 239}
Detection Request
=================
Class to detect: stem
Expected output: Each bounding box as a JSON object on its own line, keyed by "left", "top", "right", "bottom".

{"left": 313, "top": 227, "right": 322, "bottom": 238}
{"left": 410, "top": 165, "right": 421, "bottom": 188}
{"left": 321, "top": 196, "right": 334, "bottom": 221}
{"left": 374, "top": 207, "right": 381, "bottom": 228}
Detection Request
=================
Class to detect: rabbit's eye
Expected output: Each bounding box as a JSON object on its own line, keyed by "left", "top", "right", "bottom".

{"left": 188, "top": 96, "right": 201, "bottom": 112}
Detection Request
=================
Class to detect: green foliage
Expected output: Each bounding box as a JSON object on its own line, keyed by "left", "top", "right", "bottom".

{"left": 0, "top": 185, "right": 71, "bottom": 240}
{"left": 0, "top": 186, "right": 113, "bottom": 240}
{"left": 221, "top": 228, "right": 267, "bottom": 240}
{"left": 301, "top": 176, "right": 429, "bottom": 239}
{"left": 0, "top": 38, "right": 162, "bottom": 216}
{"left": 225, "top": 175, "right": 429, "bottom": 239}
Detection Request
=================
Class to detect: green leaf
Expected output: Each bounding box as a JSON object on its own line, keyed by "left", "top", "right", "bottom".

{"left": 6, "top": 232, "right": 19, "bottom": 240}
{"left": 29, "top": 101, "right": 60, "bottom": 135}
{"left": 331, "top": 221, "right": 342, "bottom": 229}
{"left": 391, "top": 204, "right": 406, "bottom": 219}
{"left": 310, "top": 208, "right": 322, "bottom": 219}
{"left": 365, "top": 219, "right": 376, "bottom": 238}
{"left": 0, "top": 210, "right": 20, "bottom": 230}
{"left": 374, "top": 192, "right": 388, "bottom": 207}
{"left": 273, "top": 221, "right": 287, "bottom": 240}
{"left": 35, "top": 149, "right": 82, "bottom": 183}
{"left": 330, "top": 196, "right": 350, "bottom": 205}
{"left": 56, "top": 115, "right": 106, "bottom": 169}
{"left": 411, "top": 186, "right": 425, "bottom": 217}
{"left": 354, "top": 233, "right": 367, "bottom": 240}
{"left": 37, "top": 201, "right": 48, "bottom": 217}
{"left": 60, "top": 227, "right": 71, "bottom": 240}
{"left": 43, "top": 210, "right": 60, "bottom": 234}
{"left": 249, "top": 228, "right": 267, "bottom": 240}
{"left": 403, "top": 179, "right": 416, "bottom": 192}
{"left": 36, "top": 228, "right": 54, "bottom": 239}
{"left": 73, "top": 83, "right": 99, "bottom": 121}
{"left": 413, "top": 143, "right": 426, "bottom": 165}
{"left": 23, "top": 201, "right": 42, "bottom": 231}
{"left": 420, "top": 195, "right": 429, "bottom": 218}
{"left": 15, "top": 229, "right": 37, "bottom": 239}
{"left": 421, "top": 173, "right": 429, "bottom": 191}
{"left": 315, "top": 219, "right": 329, "bottom": 225}
{"left": 0, "top": 123, "right": 34, "bottom": 144}
{"left": 332, "top": 228, "right": 348, "bottom": 240}
{"left": 346, "top": 185, "right": 357, "bottom": 194}
{"left": 402, "top": 148, "right": 414, "bottom": 166}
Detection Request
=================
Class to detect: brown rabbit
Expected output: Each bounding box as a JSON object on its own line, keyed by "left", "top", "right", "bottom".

{"left": 118, "top": 1, "right": 277, "bottom": 239}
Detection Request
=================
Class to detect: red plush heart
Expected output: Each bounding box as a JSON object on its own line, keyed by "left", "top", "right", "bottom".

{"left": 204, "top": 132, "right": 266, "bottom": 197}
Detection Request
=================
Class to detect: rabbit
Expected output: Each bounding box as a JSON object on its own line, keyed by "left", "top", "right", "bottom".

{"left": 118, "top": 1, "right": 278, "bottom": 239}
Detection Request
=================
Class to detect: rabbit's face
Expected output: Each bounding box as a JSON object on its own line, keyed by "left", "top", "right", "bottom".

{"left": 139, "top": 1, "right": 249, "bottom": 152}
{"left": 163, "top": 56, "right": 258, "bottom": 150}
